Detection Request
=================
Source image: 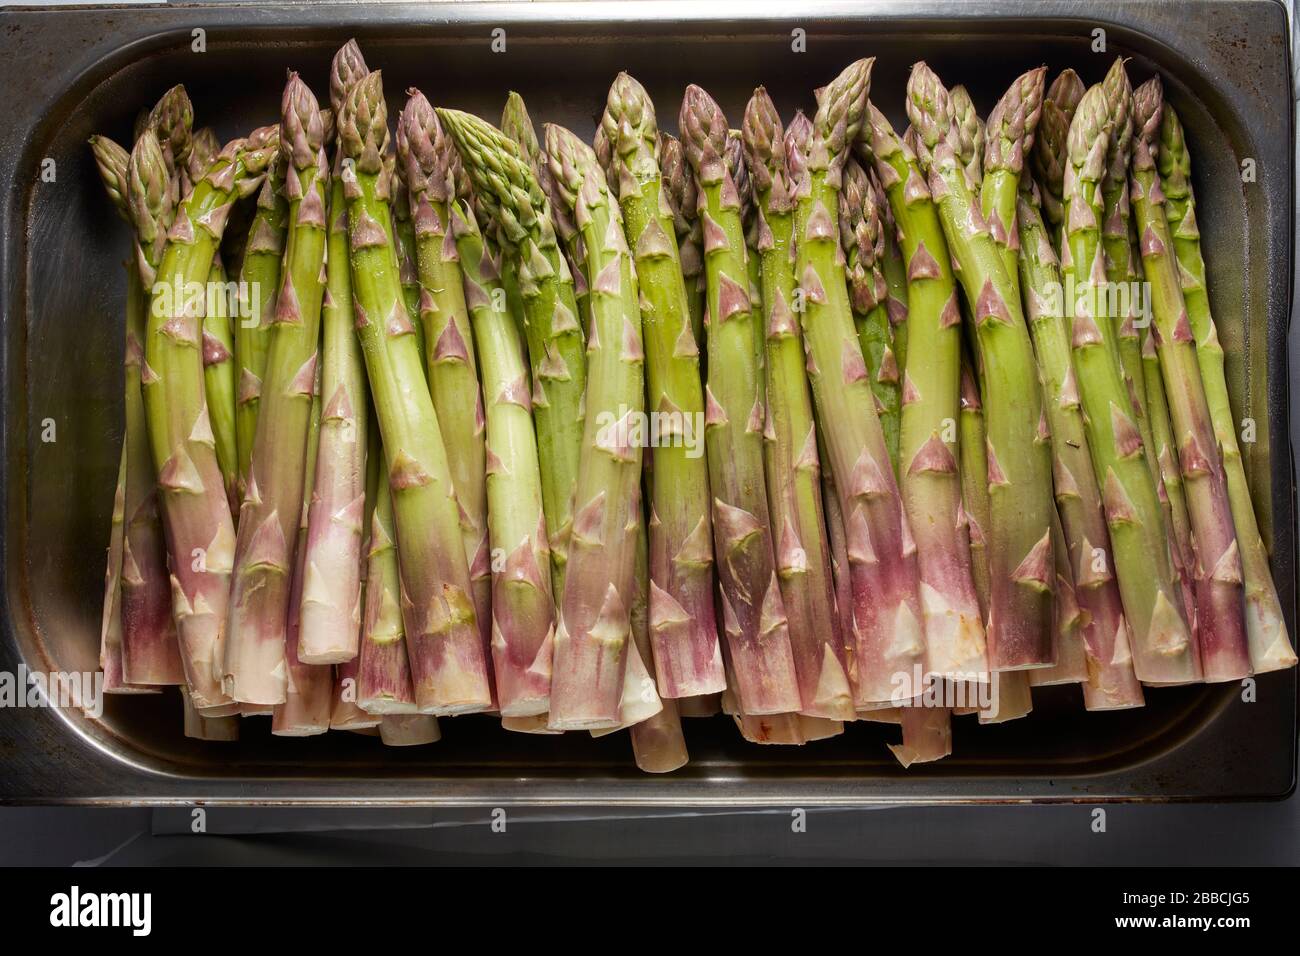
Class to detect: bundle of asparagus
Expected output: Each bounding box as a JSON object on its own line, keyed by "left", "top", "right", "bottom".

{"left": 87, "top": 41, "right": 1294, "bottom": 769}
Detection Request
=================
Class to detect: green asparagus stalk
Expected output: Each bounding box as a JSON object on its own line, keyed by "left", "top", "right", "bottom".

{"left": 788, "top": 61, "right": 928, "bottom": 707}
{"left": 1098, "top": 67, "right": 1138, "bottom": 343}
{"left": 345, "top": 74, "right": 493, "bottom": 714}
{"left": 390, "top": 165, "right": 423, "bottom": 327}
{"left": 224, "top": 73, "right": 330, "bottom": 704}
{"left": 502, "top": 92, "right": 590, "bottom": 333}
{"left": 331, "top": 416, "right": 383, "bottom": 730}
{"left": 398, "top": 91, "right": 492, "bottom": 654}
{"left": 876, "top": 182, "right": 911, "bottom": 379}
{"left": 1025, "top": 510, "right": 1089, "bottom": 686}
{"left": 185, "top": 127, "right": 220, "bottom": 202}
{"left": 92, "top": 134, "right": 184, "bottom": 686}
{"left": 202, "top": 255, "right": 238, "bottom": 511}
{"left": 146, "top": 84, "right": 193, "bottom": 205}
{"left": 981, "top": 67, "right": 1046, "bottom": 283}
{"left": 949, "top": 85, "right": 985, "bottom": 185}
{"left": 538, "top": 123, "right": 646, "bottom": 728}
{"left": 120, "top": 276, "right": 186, "bottom": 688}
{"left": 601, "top": 72, "right": 725, "bottom": 699}
{"left": 273, "top": 372, "right": 332, "bottom": 735}
{"left": 839, "top": 159, "right": 901, "bottom": 472}
{"left": 234, "top": 156, "right": 288, "bottom": 500}
{"left": 740, "top": 88, "right": 855, "bottom": 720}
{"left": 1131, "top": 77, "right": 1252, "bottom": 681}
{"left": 142, "top": 125, "right": 278, "bottom": 709}
{"left": 99, "top": 449, "right": 154, "bottom": 693}
{"left": 728, "top": 128, "right": 766, "bottom": 361}
{"left": 357, "top": 447, "right": 418, "bottom": 715}
{"left": 954, "top": 363, "right": 1032, "bottom": 720}
{"left": 1030, "top": 68, "right": 1085, "bottom": 245}
{"left": 626, "top": 506, "right": 689, "bottom": 771}
{"left": 1141, "top": 323, "right": 1202, "bottom": 669}
{"left": 451, "top": 196, "right": 557, "bottom": 716}
{"left": 1157, "top": 102, "right": 1295, "bottom": 674}
{"left": 680, "top": 84, "right": 802, "bottom": 715}
{"left": 297, "top": 44, "right": 373, "bottom": 668}
{"left": 90, "top": 134, "right": 131, "bottom": 218}
{"left": 439, "top": 108, "right": 586, "bottom": 606}
{"left": 1061, "top": 82, "right": 1197, "bottom": 683}
{"left": 862, "top": 101, "right": 988, "bottom": 684}
{"left": 298, "top": 178, "right": 370, "bottom": 664}
{"left": 958, "top": 363, "right": 992, "bottom": 621}
{"left": 1016, "top": 179, "right": 1144, "bottom": 707}
{"left": 907, "top": 62, "right": 1054, "bottom": 671}
{"left": 659, "top": 132, "right": 707, "bottom": 351}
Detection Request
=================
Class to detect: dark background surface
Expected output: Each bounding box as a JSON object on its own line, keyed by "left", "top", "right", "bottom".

{"left": 1, "top": 798, "right": 1295, "bottom": 865}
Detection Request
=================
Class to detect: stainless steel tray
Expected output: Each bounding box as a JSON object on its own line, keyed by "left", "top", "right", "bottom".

{"left": 0, "top": 1, "right": 1293, "bottom": 805}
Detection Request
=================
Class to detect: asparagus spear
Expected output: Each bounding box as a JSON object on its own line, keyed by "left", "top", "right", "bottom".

{"left": 398, "top": 91, "right": 493, "bottom": 657}
{"left": 982, "top": 67, "right": 1047, "bottom": 281}
{"left": 742, "top": 88, "right": 854, "bottom": 720}
{"left": 146, "top": 84, "right": 193, "bottom": 204}
{"left": 728, "top": 128, "right": 766, "bottom": 356}
{"left": 330, "top": 658, "right": 382, "bottom": 729}
{"left": 89, "top": 134, "right": 131, "bottom": 216}
{"left": 1130, "top": 78, "right": 1252, "bottom": 681}
{"left": 890, "top": 706, "right": 953, "bottom": 765}
{"left": 501, "top": 92, "right": 590, "bottom": 332}
{"left": 99, "top": 449, "right": 153, "bottom": 693}
{"left": 1095, "top": 62, "right": 1163, "bottom": 494}
{"left": 440, "top": 109, "right": 586, "bottom": 606}
{"left": 876, "top": 180, "right": 911, "bottom": 383}
{"left": 202, "top": 255, "right": 238, "bottom": 511}
{"left": 1061, "top": 83, "right": 1196, "bottom": 683}
{"left": 298, "top": 164, "right": 370, "bottom": 665}
{"left": 1016, "top": 180, "right": 1144, "bottom": 707}
{"left": 862, "top": 101, "right": 988, "bottom": 685}
{"left": 180, "top": 687, "right": 238, "bottom": 741}
{"left": 450, "top": 196, "right": 557, "bottom": 716}
{"left": 1140, "top": 322, "right": 1201, "bottom": 660}
{"left": 659, "top": 132, "right": 707, "bottom": 350}
{"left": 601, "top": 72, "right": 725, "bottom": 700}
{"left": 92, "top": 134, "right": 184, "bottom": 686}
{"left": 626, "top": 506, "right": 689, "bottom": 772}
{"left": 1026, "top": 512, "right": 1090, "bottom": 685}
{"left": 224, "top": 73, "right": 330, "bottom": 704}
{"left": 680, "top": 84, "right": 801, "bottom": 715}
{"left": 789, "top": 61, "right": 929, "bottom": 707}
{"left": 1030, "top": 68, "right": 1085, "bottom": 245}
{"left": 331, "top": 420, "right": 383, "bottom": 730}
{"left": 357, "top": 449, "right": 419, "bottom": 715}
{"left": 537, "top": 123, "right": 645, "bottom": 729}
{"left": 1156, "top": 102, "right": 1296, "bottom": 674}
{"left": 379, "top": 714, "right": 441, "bottom": 746}
{"left": 345, "top": 74, "right": 493, "bottom": 714}
{"left": 907, "top": 62, "right": 1054, "bottom": 671}
{"left": 273, "top": 373, "right": 332, "bottom": 735}
{"left": 142, "top": 126, "right": 278, "bottom": 709}
{"left": 391, "top": 164, "right": 423, "bottom": 329}
{"left": 958, "top": 364, "right": 992, "bottom": 620}
{"left": 186, "top": 125, "right": 218, "bottom": 177}
{"left": 953, "top": 360, "right": 1033, "bottom": 720}
{"left": 840, "top": 159, "right": 901, "bottom": 471}
{"left": 949, "top": 85, "right": 985, "bottom": 185}
{"left": 234, "top": 156, "right": 288, "bottom": 499}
